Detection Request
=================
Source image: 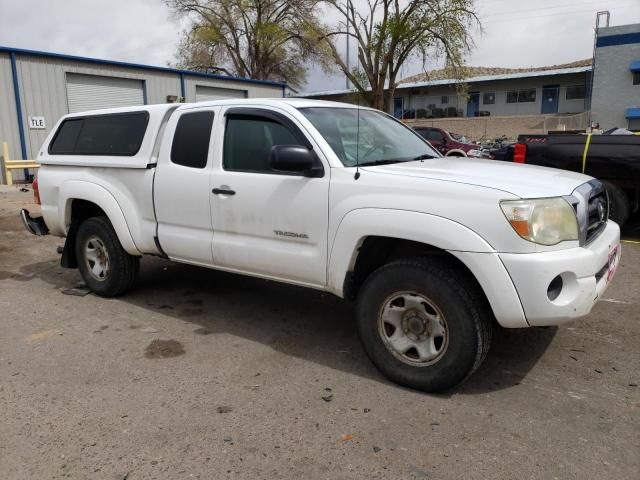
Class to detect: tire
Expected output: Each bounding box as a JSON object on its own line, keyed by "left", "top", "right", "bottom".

{"left": 356, "top": 258, "right": 493, "bottom": 392}
{"left": 602, "top": 181, "right": 630, "bottom": 227}
{"left": 75, "top": 216, "right": 139, "bottom": 297}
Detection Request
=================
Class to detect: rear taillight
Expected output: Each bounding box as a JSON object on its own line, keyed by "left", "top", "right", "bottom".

{"left": 513, "top": 143, "right": 527, "bottom": 163}
{"left": 33, "top": 177, "right": 41, "bottom": 205}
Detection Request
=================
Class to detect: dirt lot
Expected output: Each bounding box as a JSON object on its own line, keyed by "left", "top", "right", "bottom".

{"left": 1, "top": 185, "right": 639, "bottom": 480}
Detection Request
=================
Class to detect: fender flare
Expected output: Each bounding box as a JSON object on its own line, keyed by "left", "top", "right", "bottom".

{"left": 327, "top": 208, "right": 527, "bottom": 327}
{"left": 59, "top": 180, "right": 140, "bottom": 255}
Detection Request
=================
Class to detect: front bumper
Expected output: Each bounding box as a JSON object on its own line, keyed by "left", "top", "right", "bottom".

{"left": 499, "top": 221, "right": 621, "bottom": 326}
{"left": 20, "top": 209, "right": 49, "bottom": 236}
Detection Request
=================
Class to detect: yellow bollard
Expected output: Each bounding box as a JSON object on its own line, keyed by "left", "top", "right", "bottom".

{"left": 1, "top": 142, "right": 39, "bottom": 186}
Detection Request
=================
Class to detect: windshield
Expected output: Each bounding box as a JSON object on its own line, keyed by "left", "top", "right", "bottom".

{"left": 299, "top": 107, "right": 440, "bottom": 167}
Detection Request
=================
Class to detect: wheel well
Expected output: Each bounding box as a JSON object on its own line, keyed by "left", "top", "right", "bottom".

{"left": 61, "top": 200, "right": 107, "bottom": 269}
{"left": 344, "top": 236, "right": 488, "bottom": 304}
{"left": 70, "top": 199, "right": 106, "bottom": 224}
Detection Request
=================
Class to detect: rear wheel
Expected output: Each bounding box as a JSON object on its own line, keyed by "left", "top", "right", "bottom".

{"left": 602, "top": 181, "right": 630, "bottom": 226}
{"left": 356, "top": 258, "right": 492, "bottom": 392}
{"left": 75, "top": 216, "right": 139, "bottom": 297}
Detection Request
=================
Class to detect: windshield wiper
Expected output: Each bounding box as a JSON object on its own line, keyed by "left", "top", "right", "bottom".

{"left": 411, "top": 153, "right": 437, "bottom": 160}
{"left": 357, "top": 154, "right": 436, "bottom": 167}
{"left": 357, "top": 159, "right": 412, "bottom": 167}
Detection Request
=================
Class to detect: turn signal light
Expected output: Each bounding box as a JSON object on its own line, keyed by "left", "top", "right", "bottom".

{"left": 513, "top": 143, "right": 527, "bottom": 163}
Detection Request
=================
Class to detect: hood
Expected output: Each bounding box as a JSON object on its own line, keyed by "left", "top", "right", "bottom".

{"left": 362, "top": 157, "right": 591, "bottom": 198}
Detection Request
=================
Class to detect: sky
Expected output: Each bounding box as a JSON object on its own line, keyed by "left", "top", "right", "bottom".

{"left": 0, "top": 0, "right": 639, "bottom": 93}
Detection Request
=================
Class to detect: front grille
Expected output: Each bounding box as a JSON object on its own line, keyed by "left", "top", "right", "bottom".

{"left": 586, "top": 190, "right": 608, "bottom": 243}
{"left": 571, "top": 180, "right": 608, "bottom": 246}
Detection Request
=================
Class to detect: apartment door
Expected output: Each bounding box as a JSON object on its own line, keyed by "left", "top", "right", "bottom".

{"left": 466, "top": 92, "right": 480, "bottom": 117}
{"left": 541, "top": 85, "right": 560, "bottom": 114}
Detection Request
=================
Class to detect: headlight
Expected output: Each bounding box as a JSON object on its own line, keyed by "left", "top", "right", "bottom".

{"left": 500, "top": 197, "right": 578, "bottom": 245}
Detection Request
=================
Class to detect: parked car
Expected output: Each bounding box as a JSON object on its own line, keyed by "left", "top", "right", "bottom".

{"left": 506, "top": 133, "right": 640, "bottom": 227}
{"left": 413, "top": 126, "right": 488, "bottom": 158}
{"left": 21, "top": 100, "right": 620, "bottom": 392}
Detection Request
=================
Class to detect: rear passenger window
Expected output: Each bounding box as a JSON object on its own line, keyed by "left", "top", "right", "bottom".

{"left": 49, "top": 112, "right": 149, "bottom": 156}
{"left": 171, "top": 111, "right": 214, "bottom": 168}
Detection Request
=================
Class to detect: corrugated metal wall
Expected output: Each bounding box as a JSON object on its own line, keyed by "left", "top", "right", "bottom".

{"left": 14, "top": 55, "right": 183, "bottom": 158}
{"left": 0, "top": 53, "right": 21, "bottom": 165}
{"left": 183, "top": 75, "right": 281, "bottom": 102}
{"left": 0, "top": 51, "right": 283, "bottom": 171}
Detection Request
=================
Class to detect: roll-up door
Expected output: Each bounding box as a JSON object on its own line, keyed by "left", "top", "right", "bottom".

{"left": 66, "top": 73, "right": 145, "bottom": 113}
{"left": 195, "top": 85, "right": 247, "bottom": 102}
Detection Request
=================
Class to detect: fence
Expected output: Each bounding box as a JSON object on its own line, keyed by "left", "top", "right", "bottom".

{"left": 404, "top": 111, "right": 591, "bottom": 142}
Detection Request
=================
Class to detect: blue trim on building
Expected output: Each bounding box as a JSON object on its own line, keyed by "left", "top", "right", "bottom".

{"left": 0, "top": 45, "right": 287, "bottom": 88}
{"left": 630, "top": 60, "right": 640, "bottom": 72}
{"left": 596, "top": 32, "right": 640, "bottom": 48}
{"left": 9, "top": 52, "right": 27, "bottom": 162}
{"left": 625, "top": 107, "right": 640, "bottom": 119}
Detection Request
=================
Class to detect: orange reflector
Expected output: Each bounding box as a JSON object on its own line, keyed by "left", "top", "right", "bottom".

{"left": 510, "top": 219, "right": 530, "bottom": 237}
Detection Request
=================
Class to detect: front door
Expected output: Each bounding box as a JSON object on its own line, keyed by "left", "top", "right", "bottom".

{"left": 209, "top": 106, "right": 330, "bottom": 286}
{"left": 466, "top": 92, "right": 480, "bottom": 117}
{"left": 541, "top": 85, "right": 559, "bottom": 114}
{"left": 393, "top": 97, "right": 404, "bottom": 118}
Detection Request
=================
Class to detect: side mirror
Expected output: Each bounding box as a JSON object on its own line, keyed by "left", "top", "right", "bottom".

{"left": 270, "top": 145, "right": 323, "bottom": 178}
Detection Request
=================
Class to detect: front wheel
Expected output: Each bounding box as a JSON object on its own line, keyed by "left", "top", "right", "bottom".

{"left": 75, "top": 216, "right": 139, "bottom": 297}
{"left": 356, "top": 258, "right": 493, "bottom": 392}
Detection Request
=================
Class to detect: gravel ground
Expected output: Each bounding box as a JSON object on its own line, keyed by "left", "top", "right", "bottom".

{"left": 1, "top": 185, "right": 639, "bottom": 479}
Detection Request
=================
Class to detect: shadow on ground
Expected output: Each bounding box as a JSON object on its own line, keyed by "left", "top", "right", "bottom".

{"left": 20, "top": 256, "right": 556, "bottom": 396}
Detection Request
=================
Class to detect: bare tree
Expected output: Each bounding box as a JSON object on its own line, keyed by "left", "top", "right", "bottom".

{"left": 168, "top": 0, "right": 330, "bottom": 87}
{"left": 317, "top": 0, "right": 479, "bottom": 110}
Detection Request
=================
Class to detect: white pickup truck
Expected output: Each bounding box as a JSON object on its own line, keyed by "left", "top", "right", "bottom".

{"left": 21, "top": 99, "right": 621, "bottom": 392}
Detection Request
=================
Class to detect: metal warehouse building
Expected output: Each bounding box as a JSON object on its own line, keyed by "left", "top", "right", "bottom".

{"left": 0, "top": 46, "right": 285, "bottom": 179}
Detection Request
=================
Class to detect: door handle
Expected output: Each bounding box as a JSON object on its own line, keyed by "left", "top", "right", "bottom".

{"left": 212, "top": 188, "right": 236, "bottom": 195}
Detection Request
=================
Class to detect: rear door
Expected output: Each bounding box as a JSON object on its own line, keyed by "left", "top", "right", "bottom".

{"left": 154, "top": 106, "right": 218, "bottom": 265}
{"left": 209, "top": 106, "right": 330, "bottom": 286}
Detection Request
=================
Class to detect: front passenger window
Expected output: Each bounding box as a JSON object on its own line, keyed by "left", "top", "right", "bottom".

{"left": 223, "top": 115, "right": 304, "bottom": 173}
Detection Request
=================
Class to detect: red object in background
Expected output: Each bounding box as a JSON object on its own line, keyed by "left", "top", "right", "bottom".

{"left": 33, "top": 176, "right": 41, "bottom": 205}
{"left": 413, "top": 127, "right": 479, "bottom": 156}
{"left": 513, "top": 143, "right": 527, "bottom": 163}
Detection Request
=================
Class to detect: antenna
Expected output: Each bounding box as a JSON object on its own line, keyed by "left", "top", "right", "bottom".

{"left": 354, "top": 91, "right": 361, "bottom": 180}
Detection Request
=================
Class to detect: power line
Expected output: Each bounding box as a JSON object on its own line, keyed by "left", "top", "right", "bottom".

{"left": 480, "top": 3, "right": 638, "bottom": 25}
{"left": 480, "top": 0, "right": 634, "bottom": 20}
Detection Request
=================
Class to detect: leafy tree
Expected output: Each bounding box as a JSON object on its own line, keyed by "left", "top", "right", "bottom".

{"left": 168, "top": 0, "right": 329, "bottom": 88}
{"left": 318, "top": 0, "right": 479, "bottom": 110}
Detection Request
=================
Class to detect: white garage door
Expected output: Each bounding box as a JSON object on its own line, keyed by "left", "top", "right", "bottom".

{"left": 66, "top": 73, "right": 145, "bottom": 113}
{"left": 195, "top": 85, "right": 247, "bottom": 102}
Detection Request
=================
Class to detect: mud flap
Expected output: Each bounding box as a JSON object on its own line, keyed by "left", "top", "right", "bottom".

{"left": 60, "top": 222, "right": 79, "bottom": 269}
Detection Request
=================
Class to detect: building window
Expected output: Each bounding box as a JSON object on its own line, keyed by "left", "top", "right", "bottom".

{"left": 518, "top": 89, "right": 536, "bottom": 102}
{"left": 507, "top": 89, "right": 536, "bottom": 103}
{"left": 441, "top": 96, "right": 449, "bottom": 104}
{"left": 566, "top": 85, "right": 586, "bottom": 100}
{"left": 482, "top": 93, "right": 495, "bottom": 105}
{"left": 634, "top": 72, "right": 640, "bottom": 85}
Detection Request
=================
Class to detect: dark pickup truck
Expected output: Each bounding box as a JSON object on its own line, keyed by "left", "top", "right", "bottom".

{"left": 508, "top": 133, "right": 640, "bottom": 227}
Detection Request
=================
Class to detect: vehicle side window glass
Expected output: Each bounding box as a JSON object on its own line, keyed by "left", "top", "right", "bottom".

{"left": 223, "top": 115, "right": 303, "bottom": 173}
{"left": 170, "top": 111, "right": 214, "bottom": 168}
{"left": 429, "top": 130, "right": 443, "bottom": 141}
{"left": 49, "top": 112, "right": 149, "bottom": 156}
